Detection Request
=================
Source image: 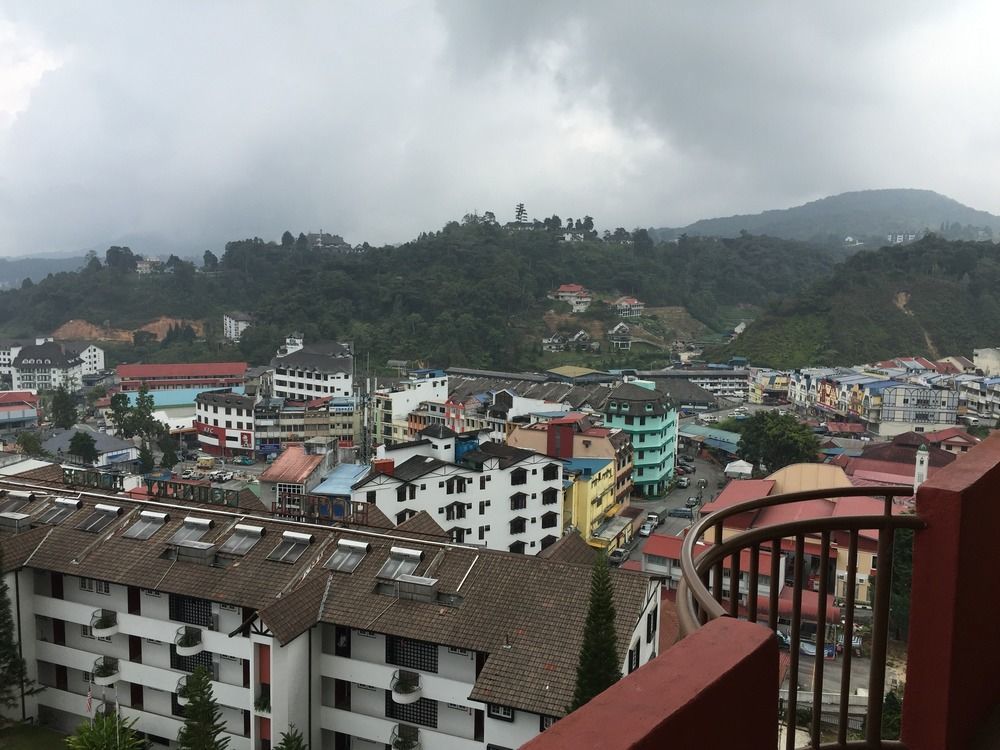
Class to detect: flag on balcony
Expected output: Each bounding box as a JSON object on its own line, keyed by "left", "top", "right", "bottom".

{"left": 85, "top": 682, "right": 92, "bottom": 714}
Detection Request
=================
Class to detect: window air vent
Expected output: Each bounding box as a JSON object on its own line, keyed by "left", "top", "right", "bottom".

{"left": 0, "top": 512, "right": 31, "bottom": 532}
{"left": 396, "top": 574, "right": 438, "bottom": 603}
{"left": 176, "top": 540, "right": 217, "bottom": 564}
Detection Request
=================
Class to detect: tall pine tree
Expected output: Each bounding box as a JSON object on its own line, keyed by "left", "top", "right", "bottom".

{"left": 568, "top": 553, "right": 621, "bottom": 712}
{"left": 0, "top": 550, "right": 41, "bottom": 722}
{"left": 274, "top": 725, "right": 308, "bottom": 750}
{"left": 178, "top": 665, "right": 229, "bottom": 750}
{"left": 50, "top": 385, "right": 77, "bottom": 429}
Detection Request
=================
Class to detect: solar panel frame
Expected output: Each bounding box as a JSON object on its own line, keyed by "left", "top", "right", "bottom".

{"left": 325, "top": 547, "right": 366, "bottom": 573}
{"left": 75, "top": 509, "right": 118, "bottom": 533}
{"left": 266, "top": 539, "right": 308, "bottom": 564}
{"left": 122, "top": 514, "right": 167, "bottom": 540}
{"left": 219, "top": 531, "right": 261, "bottom": 556}
{"left": 169, "top": 519, "right": 212, "bottom": 546}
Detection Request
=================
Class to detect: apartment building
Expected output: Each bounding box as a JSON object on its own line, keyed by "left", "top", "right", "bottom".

{"left": 194, "top": 390, "right": 257, "bottom": 457}
{"left": 271, "top": 335, "right": 353, "bottom": 401}
{"left": 355, "top": 429, "right": 564, "bottom": 552}
{"left": 506, "top": 412, "right": 633, "bottom": 506}
{"left": 12, "top": 340, "right": 85, "bottom": 393}
{"left": 645, "top": 369, "right": 749, "bottom": 402}
{"left": 747, "top": 367, "right": 790, "bottom": 405}
{"left": 0, "top": 476, "right": 659, "bottom": 750}
{"left": 223, "top": 312, "right": 253, "bottom": 343}
{"left": 409, "top": 388, "right": 570, "bottom": 443}
{"left": 373, "top": 371, "right": 448, "bottom": 446}
{"left": 603, "top": 381, "right": 677, "bottom": 497}
{"left": 117, "top": 363, "right": 248, "bottom": 392}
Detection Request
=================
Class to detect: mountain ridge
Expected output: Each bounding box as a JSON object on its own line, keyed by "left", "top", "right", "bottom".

{"left": 652, "top": 188, "right": 1000, "bottom": 246}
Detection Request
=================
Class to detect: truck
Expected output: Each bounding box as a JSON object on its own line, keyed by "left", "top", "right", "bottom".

{"left": 196, "top": 456, "right": 216, "bottom": 470}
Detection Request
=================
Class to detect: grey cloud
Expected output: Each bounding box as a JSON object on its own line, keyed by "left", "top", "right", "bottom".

{"left": 0, "top": 2, "right": 997, "bottom": 257}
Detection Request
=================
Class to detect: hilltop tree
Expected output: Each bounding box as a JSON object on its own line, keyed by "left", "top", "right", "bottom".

{"left": 274, "top": 725, "right": 308, "bottom": 750}
{"left": 569, "top": 553, "right": 621, "bottom": 712}
{"left": 737, "top": 411, "right": 820, "bottom": 473}
{"left": 178, "top": 665, "right": 229, "bottom": 750}
{"left": 105, "top": 245, "right": 137, "bottom": 272}
{"left": 203, "top": 250, "right": 219, "bottom": 270}
{"left": 50, "top": 385, "right": 77, "bottom": 429}
{"left": 69, "top": 431, "right": 99, "bottom": 465}
{"left": 0, "top": 549, "right": 42, "bottom": 723}
{"left": 281, "top": 230, "right": 295, "bottom": 247}
{"left": 66, "top": 711, "right": 145, "bottom": 750}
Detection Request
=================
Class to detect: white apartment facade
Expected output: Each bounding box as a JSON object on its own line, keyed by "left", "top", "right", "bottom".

{"left": 1, "top": 478, "right": 659, "bottom": 750}
{"left": 356, "top": 435, "right": 564, "bottom": 552}
{"left": 194, "top": 390, "right": 257, "bottom": 457}
{"left": 12, "top": 341, "right": 85, "bottom": 393}
{"left": 223, "top": 312, "right": 253, "bottom": 343}
{"left": 271, "top": 336, "right": 353, "bottom": 401}
{"left": 374, "top": 372, "right": 449, "bottom": 446}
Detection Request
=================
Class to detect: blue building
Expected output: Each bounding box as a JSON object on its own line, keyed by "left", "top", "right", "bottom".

{"left": 603, "top": 380, "right": 678, "bottom": 497}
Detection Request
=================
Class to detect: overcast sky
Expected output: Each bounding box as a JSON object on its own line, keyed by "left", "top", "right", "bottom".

{"left": 1, "top": 1, "right": 999, "bottom": 256}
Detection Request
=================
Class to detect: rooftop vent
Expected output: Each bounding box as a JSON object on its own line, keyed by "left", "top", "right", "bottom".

{"left": 376, "top": 547, "right": 424, "bottom": 580}
{"left": 0, "top": 511, "right": 31, "bottom": 532}
{"left": 218, "top": 524, "right": 266, "bottom": 556}
{"left": 175, "top": 540, "right": 217, "bottom": 564}
{"left": 123, "top": 511, "right": 169, "bottom": 541}
{"left": 266, "top": 530, "right": 314, "bottom": 564}
{"left": 396, "top": 574, "right": 438, "bottom": 603}
{"left": 325, "top": 538, "right": 371, "bottom": 573}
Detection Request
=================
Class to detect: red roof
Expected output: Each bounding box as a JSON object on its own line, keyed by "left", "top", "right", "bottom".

{"left": 700, "top": 479, "right": 776, "bottom": 529}
{"left": 117, "top": 362, "right": 247, "bottom": 378}
{"left": 556, "top": 284, "right": 586, "bottom": 293}
{"left": 643, "top": 534, "right": 776, "bottom": 570}
{"left": 750, "top": 587, "right": 840, "bottom": 624}
{"left": 754, "top": 498, "right": 834, "bottom": 528}
{"left": 0, "top": 391, "right": 38, "bottom": 406}
{"left": 259, "top": 445, "right": 323, "bottom": 485}
{"left": 620, "top": 560, "right": 643, "bottom": 572}
{"left": 923, "top": 426, "right": 979, "bottom": 445}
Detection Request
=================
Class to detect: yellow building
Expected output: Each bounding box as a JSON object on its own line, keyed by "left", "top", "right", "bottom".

{"left": 562, "top": 457, "right": 621, "bottom": 548}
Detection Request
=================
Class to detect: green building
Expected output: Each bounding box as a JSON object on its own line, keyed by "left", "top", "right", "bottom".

{"left": 604, "top": 380, "right": 678, "bottom": 497}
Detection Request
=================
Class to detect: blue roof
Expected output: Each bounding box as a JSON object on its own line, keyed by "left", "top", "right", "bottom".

{"left": 126, "top": 387, "right": 244, "bottom": 408}
{"left": 312, "top": 463, "right": 368, "bottom": 497}
{"left": 562, "top": 458, "right": 611, "bottom": 476}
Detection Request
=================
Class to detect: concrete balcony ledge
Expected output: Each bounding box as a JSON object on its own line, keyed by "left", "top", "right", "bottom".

{"left": 522, "top": 618, "right": 777, "bottom": 750}
{"left": 390, "top": 670, "right": 422, "bottom": 705}
{"left": 91, "top": 608, "right": 118, "bottom": 638}
{"left": 175, "top": 625, "right": 204, "bottom": 657}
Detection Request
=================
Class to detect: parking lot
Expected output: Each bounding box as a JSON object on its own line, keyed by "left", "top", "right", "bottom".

{"left": 171, "top": 456, "right": 270, "bottom": 484}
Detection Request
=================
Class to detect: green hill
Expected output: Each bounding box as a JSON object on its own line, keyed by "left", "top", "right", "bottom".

{"left": 0, "top": 222, "right": 833, "bottom": 369}
{"left": 652, "top": 189, "right": 1000, "bottom": 248}
{"left": 721, "top": 235, "right": 1000, "bottom": 368}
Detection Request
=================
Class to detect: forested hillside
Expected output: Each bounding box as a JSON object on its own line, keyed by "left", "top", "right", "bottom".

{"left": 652, "top": 189, "right": 1000, "bottom": 248}
{"left": 0, "top": 218, "right": 833, "bottom": 368}
{"left": 723, "top": 235, "right": 1000, "bottom": 368}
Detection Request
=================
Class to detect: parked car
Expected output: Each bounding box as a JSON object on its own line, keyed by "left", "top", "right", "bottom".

{"left": 674, "top": 466, "right": 688, "bottom": 475}
{"left": 232, "top": 456, "right": 254, "bottom": 465}
{"left": 646, "top": 512, "right": 664, "bottom": 527}
{"left": 668, "top": 508, "right": 694, "bottom": 519}
{"left": 685, "top": 497, "right": 700, "bottom": 508}
{"left": 181, "top": 470, "right": 193, "bottom": 479}
{"left": 676, "top": 476, "right": 690, "bottom": 489}
{"left": 638, "top": 521, "right": 655, "bottom": 537}
{"left": 681, "top": 463, "right": 696, "bottom": 474}
{"left": 608, "top": 548, "right": 630, "bottom": 566}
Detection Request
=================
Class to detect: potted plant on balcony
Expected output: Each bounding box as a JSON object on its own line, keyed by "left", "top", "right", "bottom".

{"left": 93, "top": 658, "right": 118, "bottom": 686}
{"left": 254, "top": 694, "right": 271, "bottom": 714}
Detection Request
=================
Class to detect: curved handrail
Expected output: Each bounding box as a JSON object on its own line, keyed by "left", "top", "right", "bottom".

{"left": 677, "top": 485, "right": 915, "bottom": 635}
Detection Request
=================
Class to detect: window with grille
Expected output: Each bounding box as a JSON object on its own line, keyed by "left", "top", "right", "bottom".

{"left": 487, "top": 703, "right": 514, "bottom": 721}
{"left": 540, "top": 535, "right": 557, "bottom": 550}
{"left": 646, "top": 607, "right": 658, "bottom": 643}
{"left": 510, "top": 469, "right": 527, "bottom": 486}
{"left": 509, "top": 541, "right": 526, "bottom": 554}
{"left": 541, "top": 488, "right": 558, "bottom": 505}
{"left": 509, "top": 517, "right": 526, "bottom": 535}
{"left": 386, "top": 636, "right": 438, "bottom": 673}
{"left": 509, "top": 493, "right": 527, "bottom": 511}
{"left": 384, "top": 692, "right": 438, "bottom": 728}
{"left": 628, "top": 644, "right": 640, "bottom": 673}
{"left": 171, "top": 646, "right": 213, "bottom": 674}
{"left": 541, "top": 512, "right": 558, "bottom": 529}
{"left": 542, "top": 464, "right": 559, "bottom": 481}
{"left": 169, "top": 594, "right": 212, "bottom": 628}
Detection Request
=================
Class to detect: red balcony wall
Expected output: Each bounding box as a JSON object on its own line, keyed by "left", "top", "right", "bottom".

{"left": 904, "top": 433, "right": 1000, "bottom": 749}
{"left": 522, "top": 618, "right": 777, "bottom": 750}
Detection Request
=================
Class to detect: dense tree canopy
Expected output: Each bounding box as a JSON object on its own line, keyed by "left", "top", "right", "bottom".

{"left": 68, "top": 431, "right": 99, "bottom": 465}
{"left": 737, "top": 411, "right": 820, "bottom": 473}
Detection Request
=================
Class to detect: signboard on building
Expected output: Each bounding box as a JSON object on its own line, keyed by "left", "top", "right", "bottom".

{"left": 63, "top": 468, "right": 125, "bottom": 492}
{"left": 144, "top": 478, "right": 240, "bottom": 507}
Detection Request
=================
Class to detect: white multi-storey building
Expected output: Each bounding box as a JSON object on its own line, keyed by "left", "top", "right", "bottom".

{"left": 0, "top": 474, "right": 659, "bottom": 750}
{"left": 271, "top": 336, "right": 353, "bottom": 401}
{"left": 355, "top": 429, "right": 564, "bottom": 552}
{"left": 223, "top": 312, "right": 253, "bottom": 343}
{"left": 373, "top": 371, "right": 449, "bottom": 446}
{"left": 194, "top": 390, "right": 257, "bottom": 457}
{"left": 12, "top": 340, "right": 85, "bottom": 392}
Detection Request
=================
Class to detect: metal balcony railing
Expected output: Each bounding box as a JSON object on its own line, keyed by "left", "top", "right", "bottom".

{"left": 677, "top": 485, "right": 923, "bottom": 750}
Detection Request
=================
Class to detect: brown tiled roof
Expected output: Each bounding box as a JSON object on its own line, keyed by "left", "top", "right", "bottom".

{"left": 12, "top": 463, "right": 67, "bottom": 483}
{"left": 344, "top": 504, "right": 393, "bottom": 529}
{"left": 537, "top": 530, "right": 596, "bottom": 566}
{"left": 394, "top": 510, "right": 447, "bottom": 539}
{"left": 0, "top": 525, "right": 53, "bottom": 573}
{"left": 260, "top": 545, "right": 650, "bottom": 717}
